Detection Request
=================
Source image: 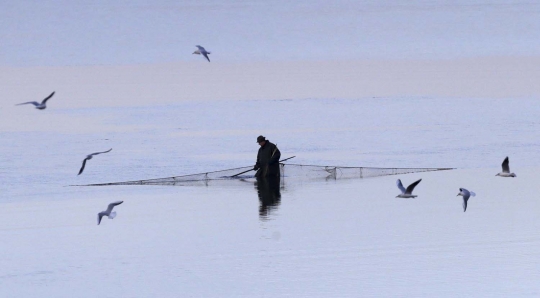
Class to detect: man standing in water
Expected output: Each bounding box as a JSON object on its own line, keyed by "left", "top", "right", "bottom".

{"left": 253, "top": 135, "right": 281, "bottom": 178}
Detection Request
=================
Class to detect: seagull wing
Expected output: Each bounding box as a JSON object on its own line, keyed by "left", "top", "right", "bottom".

{"left": 78, "top": 158, "right": 88, "bottom": 175}
{"left": 202, "top": 52, "right": 210, "bottom": 62}
{"left": 396, "top": 179, "right": 406, "bottom": 194}
{"left": 196, "top": 45, "right": 205, "bottom": 51}
{"left": 16, "top": 101, "right": 39, "bottom": 106}
{"left": 461, "top": 189, "right": 471, "bottom": 212}
{"left": 97, "top": 212, "right": 104, "bottom": 225}
{"left": 461, "top": 188, "right": 471, "bottom": 199}
{"left": 41, "top": 91, "right": 55, "bottom": 104}
{"left": 501, "top": 157, "right": 510, "bottom": 173}
{"left": 106, "top": 201, "right": 123, "bottom": 213}
{"left": 405, "top": 179, "right": 422, "bottom": 195}
{"left": 89, "top": 148, "right": 112, "bottom": 156}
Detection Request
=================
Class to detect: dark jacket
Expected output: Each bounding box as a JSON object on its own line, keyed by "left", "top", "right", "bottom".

{"left": 254, "top": 141, "right": 281, "bottom": 177}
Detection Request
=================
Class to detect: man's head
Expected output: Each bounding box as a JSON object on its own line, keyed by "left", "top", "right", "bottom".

{"left": 257, "top": 135, "right": 266, "bottom": 146}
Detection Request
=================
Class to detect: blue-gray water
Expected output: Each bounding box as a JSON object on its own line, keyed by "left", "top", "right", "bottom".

{"left": 2, "top": 1, "right": 540, "bottom": 296}
{"left": 2, "top": 97, "right": 539, "bottom": 201}
{"left": 2, "top": 98, "right": 540, "bottom": 297}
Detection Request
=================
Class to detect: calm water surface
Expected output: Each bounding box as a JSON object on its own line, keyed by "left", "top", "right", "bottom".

{"left": 1, "top": 98, "right": 539, "bottom": 297}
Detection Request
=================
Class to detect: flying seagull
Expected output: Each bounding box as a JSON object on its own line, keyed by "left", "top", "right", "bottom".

{"left": 16, "top": 91, "right": 55, "bottom": 110}
{"left": 457, "top": 188, "right": 476, "bottom": 212}
{"left": 97, "top": 201, "right": 123, "bottom": 225}
{"left": 193, "top": 45, "right": 211, "bottom": 62}
{"left": 396, "top": 178, "right": 422, "bottom": 198}
{"left": 78, "top": 148, "right": 112, "bottom": 175}
{"left": 496, "top": 156, "right": 516, "bottom": 177}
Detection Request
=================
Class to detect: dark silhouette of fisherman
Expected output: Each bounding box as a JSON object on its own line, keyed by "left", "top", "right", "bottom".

{"left": 253, "top": 135, "right": 281, "bottom": 178}
{"left": 252, "top": 135, "right": 282, "bottom": 218}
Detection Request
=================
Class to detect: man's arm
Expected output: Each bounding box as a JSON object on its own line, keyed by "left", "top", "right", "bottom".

{"left": 254, "top": 148, "right": 261, "bottom": 170}
{"left": 269, "top": 145, "right": 281, "bottom": 165}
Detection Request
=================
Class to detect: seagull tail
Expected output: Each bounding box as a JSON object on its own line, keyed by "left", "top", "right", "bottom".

{"left": 108, "top": 211, "right": 117, "bottom": 219}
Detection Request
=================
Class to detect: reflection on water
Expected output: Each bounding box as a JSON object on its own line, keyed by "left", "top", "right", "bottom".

{"left": 255, "top": 176, "right": 282, "bottom": 220}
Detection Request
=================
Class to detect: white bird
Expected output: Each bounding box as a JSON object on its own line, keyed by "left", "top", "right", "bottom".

{"left": 193, "top": 45, "right": 211, "bottom": 62}
{"left": 396, "top": 178, "right": 422, "bottom": 198}
{"left": 457, "top": 188, "right": 476, "bottom": 212}
{"left": 97, "top": 201, "right": 123, "bottom": 225}
{"left": 16, "top": 91, "right": 55, "bottom": 110}
{"left": 496, "top": 156, "right": 516, "bottom": 177}
{"left": 78, "top": 148, "right": 112, "bottom": 175}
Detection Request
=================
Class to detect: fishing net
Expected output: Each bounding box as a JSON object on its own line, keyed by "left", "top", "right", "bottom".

{"left": 80, "top": 163, "right": 453, "bottom": 186}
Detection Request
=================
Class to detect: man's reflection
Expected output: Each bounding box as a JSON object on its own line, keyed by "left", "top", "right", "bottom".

{"left": 255, "top": 176, "right": 281, "bottom": 219}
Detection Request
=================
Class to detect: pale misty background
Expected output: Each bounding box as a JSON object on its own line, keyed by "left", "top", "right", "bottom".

{"left": 2, "top": 0, "right": 540, "bottom": 66}
{"left": 2, "top": 1, "right": 540, "bottom": 297}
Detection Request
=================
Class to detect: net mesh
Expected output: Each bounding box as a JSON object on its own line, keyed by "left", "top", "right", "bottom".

{"left": 79, "top": 163, "right": 453, "bottom": 186}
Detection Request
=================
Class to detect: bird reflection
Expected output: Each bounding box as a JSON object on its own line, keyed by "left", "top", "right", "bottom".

{"left": 255, "top": 176, "right": 281, "bottom": 220}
